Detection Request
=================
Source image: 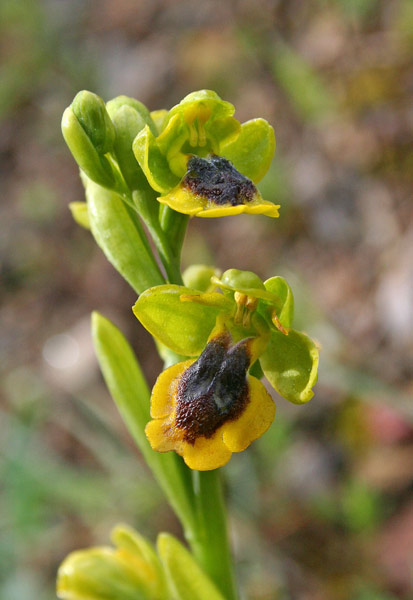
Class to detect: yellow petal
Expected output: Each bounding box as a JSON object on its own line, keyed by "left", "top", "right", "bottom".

{"left": 158, "top": 187, "right": 205, "bottom": 216}
{"left": 150, "top": 360, "right": 194, "bottom": 418}
{"left": 181, "top": 433, "right": 232, "bottom": 471}
{"left": 145, "top": 419, "right": 185, "bottom": 453}
{"left": 200, "top": 200, "right": 280, "bottom": 218}
{"left": 222, "top": 376, "right": 275, "bottom": 452}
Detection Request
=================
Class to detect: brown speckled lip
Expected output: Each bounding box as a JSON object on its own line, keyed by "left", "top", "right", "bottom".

{"left": 182, "top": 155, "right": 257, "bottom": 207}
{"left": 175, "top": 334, "right": 251, "bottom": 443}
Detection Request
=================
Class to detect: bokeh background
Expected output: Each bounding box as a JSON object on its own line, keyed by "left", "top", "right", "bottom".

{"left": 1, "top": 0, "right": 413, "bottom": 598}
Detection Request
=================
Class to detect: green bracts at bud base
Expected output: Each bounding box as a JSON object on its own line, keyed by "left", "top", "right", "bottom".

{"left": 157, "top": 533, "right": 226, "bottom": 600}
{"left": 84, "top": 177, "right": 164, "bottom": 294}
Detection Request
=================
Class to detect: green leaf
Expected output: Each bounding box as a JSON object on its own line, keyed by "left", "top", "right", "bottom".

{"left": 260, "top": 329, "right": 319, "bottom": 404}
{"left": 133, "top": 125, "right": 180, "bottom": 193}
{"left": 222, "top": 118, "right": 275, "bottom": 183}
{"left": 84, "top": 177, "right": 164, "bottom": 294}
{"left": 69, "top": 201, "right": 90, "bottom": 230}
{"left": 92, "top": 312, "right": 196, "bottom": 533}
{"left": 263, "top": 276, "right": 294, "bottom": 328}
{"left": 157, "top": 534, "right": 226, "bottom": 600}
{"left": 133, "top": 285, "right": 222, "bottom": 356}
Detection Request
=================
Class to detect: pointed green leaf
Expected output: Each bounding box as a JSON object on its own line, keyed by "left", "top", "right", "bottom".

{"left": 264, "top": 276, "right": 294, "bottom": 328}
{"left": 92, "top": 312, "right": 196, "bottom": 533}
{"left": 157, "top": 534, "right": 226, "bottom": 600}
{"left": 260, "top": 329, "right": 319, "bottom": 404}
{"left": 222, "top": 118, "right": 275, "bottom": 183}
{"left": 85, "top": 177, "right": 164, "bottom": 293}
{"left": 133, "top": 285, "right": 222, "bottom": 356}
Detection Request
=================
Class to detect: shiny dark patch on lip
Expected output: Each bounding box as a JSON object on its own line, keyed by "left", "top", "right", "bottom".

{"left": 183, "top": 155, "right": 257, "bottom": 206}
{"left": 175, "top": 333, "right": 250, "bottom": 443}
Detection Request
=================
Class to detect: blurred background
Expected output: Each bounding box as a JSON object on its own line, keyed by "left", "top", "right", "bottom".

{"left": 1, "top": 0, "right": 413, "bottom": 598}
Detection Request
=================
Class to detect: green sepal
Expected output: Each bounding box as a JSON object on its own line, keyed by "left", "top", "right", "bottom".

{"left": 84, "top": 177, "right": 164, "bottom": 294}
{"left": 222, "top": 118, "right": 275, "bottom": 183}
{"left": 133, "top": 285, "right": 222, "bottom": 356}
{"left": 260, "top": 329, "right": 319, "bottom": 404}
{"left": 263, "top": 276, "right": 294, "bottom": 328}
{"left": 167, "top": 90, "right": 235, "bottom": 122}
{"left": 157, "top": 533, "right": 226, "bottom": 600}
{"left": 62, "top": 107, "right": 115, "bottom": 189}
{"left": 72, "top": 90, "right": 116, "bottom": 155}
{"left": 68, "top": 201, "right": 90, "bottom": 230}
{"left": 133, "top": 125, "right": 180, "bottom": 193}
{"left": 182, "top": 265, "right": 221, "bottom": 293}
{"left": 91, "top": 313, "right": 196, "bottom": 534}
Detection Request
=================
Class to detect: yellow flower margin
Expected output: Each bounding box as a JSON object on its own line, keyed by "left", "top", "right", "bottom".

{"left": 158, "top": 186, "right": 280, "bottom": 218}
{"left": 145, "top": 359, "right": 276, "bottom": 471}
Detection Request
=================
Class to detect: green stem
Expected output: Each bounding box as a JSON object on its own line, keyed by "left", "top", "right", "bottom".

{"left": 189, "top": 470, "right": 238, "bottom": 600}
{"left": 132, "top": 189, "right": 184, "bottom": 285}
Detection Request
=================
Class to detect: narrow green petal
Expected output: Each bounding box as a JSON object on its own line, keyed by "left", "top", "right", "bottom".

{"left": 260, "top": 329, "right": 319, "bottom": 404}
{"left": 133, "top": 285, "right": 221, "bottom": 356}
{"left": 157, "top": 534, "right": 226, "bottom": 600}
{"left": 263, "top": 276, "right": 294, "bottom": 328}
{"left": 133, "top": 125, "right": 180, "bottom": 193}
{"left": 222, "top": 118, "right": 275, "bottom": 183}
